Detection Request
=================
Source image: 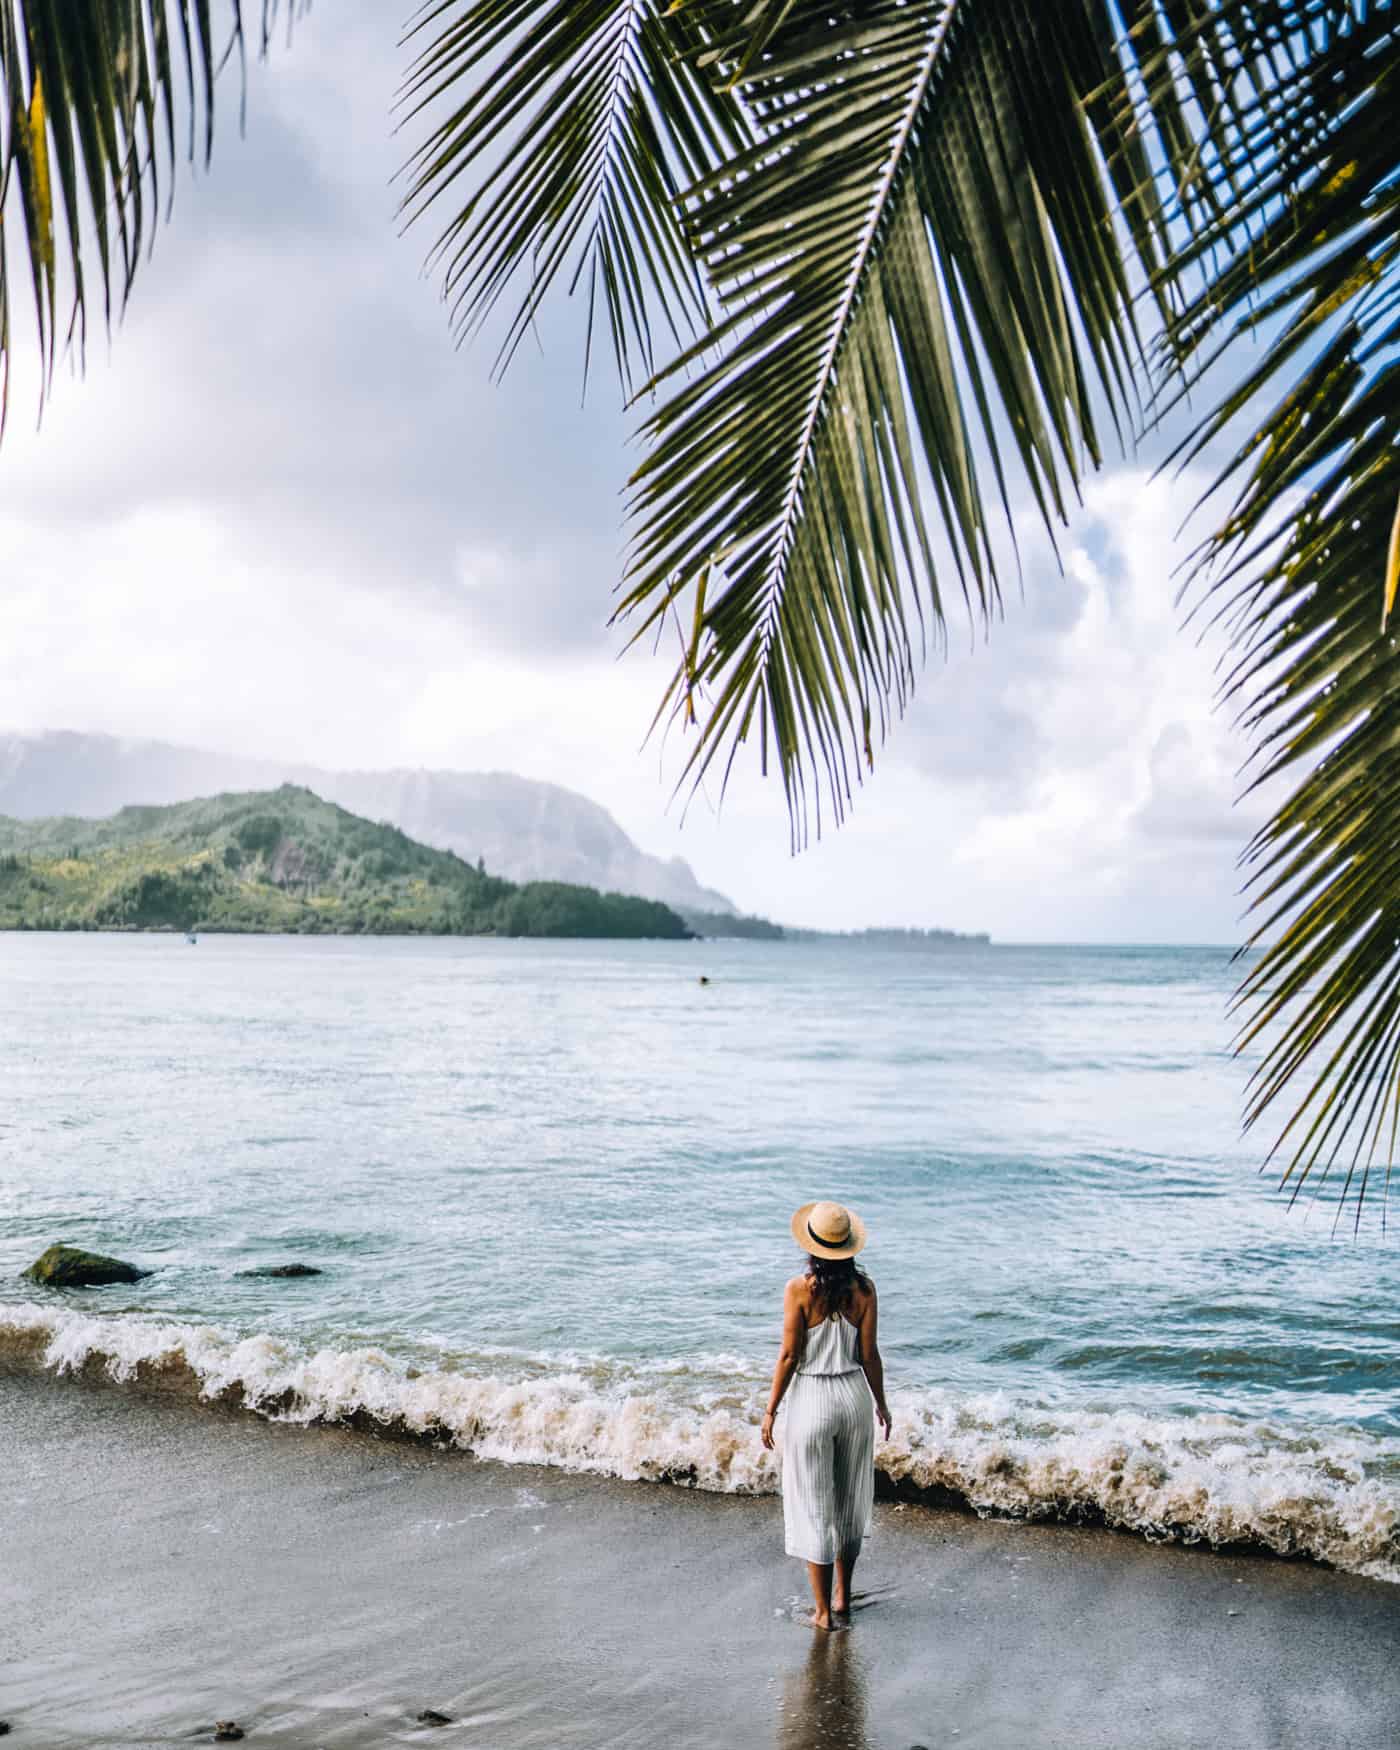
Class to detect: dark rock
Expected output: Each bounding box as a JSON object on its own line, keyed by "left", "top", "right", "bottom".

{"left": 415, "top": 1710, "right": 452, "bottom": 1727}
{"left": 236, "top": 1263, "right": 323, "bottom": 1279}
{"left": 0, "top": 1719, "right": 11, "bottom": 1735}
{"left": 21, "top": 1244, "right": 149, "bottom": 1287}
{"left": 213, "top": 1725, "right": 244, "bottom": 1743}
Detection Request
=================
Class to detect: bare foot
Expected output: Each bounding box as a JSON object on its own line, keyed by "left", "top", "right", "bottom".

{"left": 807, "top": 1607, "right": 833, "bottom": 1631}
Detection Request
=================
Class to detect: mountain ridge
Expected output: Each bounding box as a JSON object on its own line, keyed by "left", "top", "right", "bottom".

{"left": 0, "top": 732, "right": 736, "bottom": 916}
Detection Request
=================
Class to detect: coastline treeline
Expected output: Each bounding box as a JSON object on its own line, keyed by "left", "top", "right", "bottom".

{"left": 0, "top": 786, "right": 691, "bottom": 940}
{"left": 679, "top": 908, "right": 785, "bottom": 941}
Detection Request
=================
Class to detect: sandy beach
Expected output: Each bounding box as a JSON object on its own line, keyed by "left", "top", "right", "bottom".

{"left": 4, "top": 1364, "right": 1398, "bottom": 1750}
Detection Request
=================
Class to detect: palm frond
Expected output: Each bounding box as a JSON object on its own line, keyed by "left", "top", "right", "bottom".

{"left": 1136, "top": 1, "right": 1400, "bottom": 1221}
{"left": 0, "top": 0, "right": 276, "bottom": 428}
{"left": 397, "top": 0, "right": 753, "bottom": 392}
{"left": 619, "top": 0, "right": 1174, "bottom": 843}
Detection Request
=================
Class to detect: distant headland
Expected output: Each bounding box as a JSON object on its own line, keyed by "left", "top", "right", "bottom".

{"left": 0, "top": 770, "right": 991, "bottom": 949}
{"left": 0, "top": 734, "right": 990, "bottom": 946}
{"left": 0, "top": 730, "right": 736, "bottom": 917}
{"left": 0, "top": 786, "right": 692, "bottom": 940}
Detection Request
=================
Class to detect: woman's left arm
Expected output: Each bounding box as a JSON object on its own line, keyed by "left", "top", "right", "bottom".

{"left": 760, "top": 1279, "right": 807, "bottom": 1451}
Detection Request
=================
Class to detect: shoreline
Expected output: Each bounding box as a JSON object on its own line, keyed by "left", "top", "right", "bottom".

{"left": 5, "top": 1298, "right": 1397, "bottom": 1583}
{"left": 6, "top": 1363, "right": 1399, "bottom": 1749}
{"left": 0, "top": 924, "right": 697, "bottom": 940}
{"left": 11, "top": 1332, "right": 1362, "bottom": 1570}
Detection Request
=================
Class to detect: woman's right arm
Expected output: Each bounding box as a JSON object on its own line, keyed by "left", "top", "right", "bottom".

{"left": 760, "top": 1278, "right": 808, "bottom": 1451}
{"left": 857, "top": 1283, "right": 892, "bottom": 1440}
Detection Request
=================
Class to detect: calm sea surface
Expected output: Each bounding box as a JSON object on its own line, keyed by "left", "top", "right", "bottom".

{"left": 3, "top": 934, "right": 1398, "bottom": 1575}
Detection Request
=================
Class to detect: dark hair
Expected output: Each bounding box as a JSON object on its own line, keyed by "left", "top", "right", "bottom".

{"left": 805, "top": 1253, "right": 871, "bottom": 1318}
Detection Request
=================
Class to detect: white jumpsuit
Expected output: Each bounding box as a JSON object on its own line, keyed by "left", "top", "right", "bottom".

{"left": 780, "top": 1314, "right": 875, "bottom": 1563}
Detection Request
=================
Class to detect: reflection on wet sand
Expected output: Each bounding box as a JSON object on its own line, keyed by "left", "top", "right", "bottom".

{"left": 776, "top": 1628, "right": 871, "bottom": 1750}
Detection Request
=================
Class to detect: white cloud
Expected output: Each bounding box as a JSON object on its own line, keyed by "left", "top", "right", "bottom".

{"left": 652, "top": 470, "right": 1266, "bottom": 942}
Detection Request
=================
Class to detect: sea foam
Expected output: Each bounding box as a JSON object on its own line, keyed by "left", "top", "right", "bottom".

{"left": 4, "top": 1302, "right": 1397, "bottom": 1581}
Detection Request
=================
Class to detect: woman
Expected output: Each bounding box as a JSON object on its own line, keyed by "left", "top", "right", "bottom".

{"left": 761, "top": 1200, "right": 892, "bottom": 1630}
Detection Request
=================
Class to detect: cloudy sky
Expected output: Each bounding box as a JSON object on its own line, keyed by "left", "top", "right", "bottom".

{"left": 1, "top": 4, "right": 1268, "bottom": 942}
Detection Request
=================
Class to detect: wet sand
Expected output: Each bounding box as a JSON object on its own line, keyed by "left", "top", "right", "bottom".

{"left": 3, "top": 1367, "right": 1398, "bottom": 1749}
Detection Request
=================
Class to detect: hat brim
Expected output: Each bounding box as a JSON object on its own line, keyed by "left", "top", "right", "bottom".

{"left": 791, "top": 1202, "right": 867, "bottom": 1260}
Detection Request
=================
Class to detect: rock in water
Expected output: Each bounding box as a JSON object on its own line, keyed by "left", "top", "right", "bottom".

{"left": 236, "top": 1263, "right": 323, "bottom": 1279}
{"left": 415, "top": 1710, "right": 452, "bottom": 1727}
{"left": 21, "top": 1244, "right": 149, "bottom": 1287}
{"left": 0, "top": 1718, "right": 11, "bottom": 1735}
{"left": 213, "top": 1725, "right": 245, "bottom": 1743}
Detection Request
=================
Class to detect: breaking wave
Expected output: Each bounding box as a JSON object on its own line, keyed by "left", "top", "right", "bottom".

{"left": 4, "top": 1302, "right": 1397, "bottom": 1582}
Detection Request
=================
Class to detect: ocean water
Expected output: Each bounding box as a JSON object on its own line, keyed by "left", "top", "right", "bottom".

{"left": 3, "top": 933, "right": 1398, "bottom": 1579}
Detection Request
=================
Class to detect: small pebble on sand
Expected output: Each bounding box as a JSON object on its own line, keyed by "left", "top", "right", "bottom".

{"left": 416, "top": 1710, "right": 453, "bottom": 1726}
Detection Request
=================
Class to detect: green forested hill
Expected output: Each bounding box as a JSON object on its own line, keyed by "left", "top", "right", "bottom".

{"left": 0, "top": 787, "right": 692, "bottom": 939}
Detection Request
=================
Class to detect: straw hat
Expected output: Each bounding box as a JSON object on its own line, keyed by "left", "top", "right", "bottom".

{"left": 791, "top": 1199, "right": 867, "bottom": 1259}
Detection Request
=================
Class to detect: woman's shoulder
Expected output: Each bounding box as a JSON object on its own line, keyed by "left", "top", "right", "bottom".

{"left": 785, "top": 1274, "right": 819, "bottom": 1314}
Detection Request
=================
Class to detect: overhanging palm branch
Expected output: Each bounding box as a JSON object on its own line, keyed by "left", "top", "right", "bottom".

{"left": 0, "top": 0, "right": 274, "bottom": 425}
{"left": 1133, "top": 1, "right": 1400, "bottom": 1220}
{"left": 618, "top": 0, "right": 1175, "bottom": 843}
{"left": 397, "top": 0, "right": 753, "bottom": 390}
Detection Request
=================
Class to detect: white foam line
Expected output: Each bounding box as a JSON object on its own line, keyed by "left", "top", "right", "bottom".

{"left": 4, "top": 1302, "right": 1396, "bottom": 1581}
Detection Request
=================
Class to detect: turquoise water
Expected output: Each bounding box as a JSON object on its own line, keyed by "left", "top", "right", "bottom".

{"left": 3, "top": 934, "right": 1398, "bottom": 1574}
